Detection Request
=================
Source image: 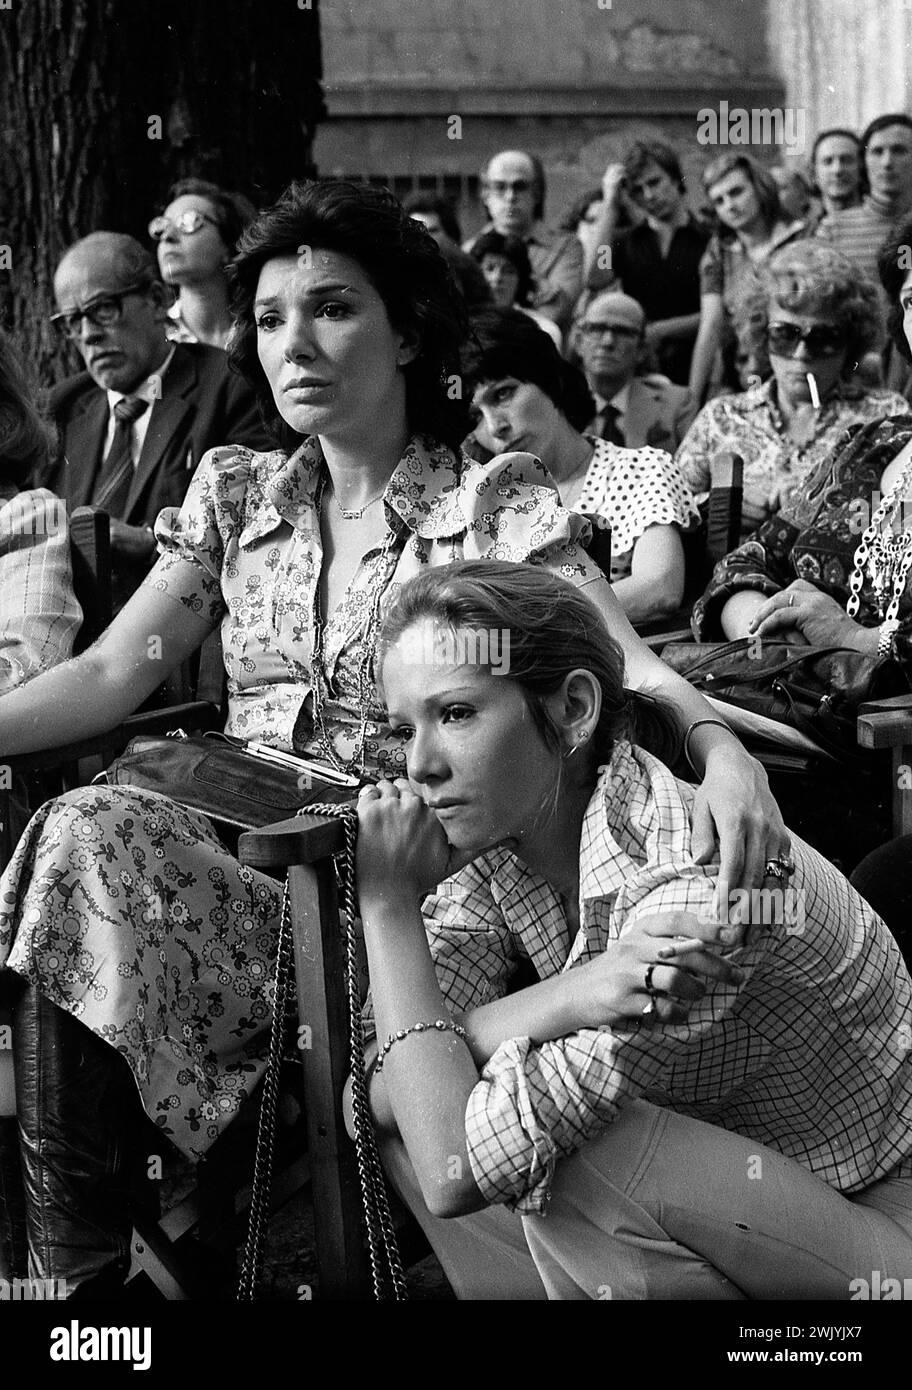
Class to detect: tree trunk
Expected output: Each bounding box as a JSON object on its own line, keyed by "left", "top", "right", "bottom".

{"left": 0, "top": 0, "right": 324, "bottom": 384}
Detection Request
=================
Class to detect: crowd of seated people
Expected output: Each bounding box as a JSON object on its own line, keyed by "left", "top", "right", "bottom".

{"left": 1, "top": 102, "right": 912, "bottom": 1303}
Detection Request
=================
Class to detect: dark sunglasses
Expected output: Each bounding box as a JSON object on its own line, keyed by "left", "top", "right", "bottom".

{"left": 767, "top": 321, "right": 848, "bottom": 358}
{"left": 148, "top": 210, "right": 220, "bottom": 240}
{"left": 50, "top": 283, "right": 151, "bottom": 340}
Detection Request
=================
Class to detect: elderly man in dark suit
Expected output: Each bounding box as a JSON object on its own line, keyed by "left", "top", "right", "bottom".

{"left": 574, "top": 290, "right": 696, "bottom": 454}
{"left": 43, "top": 232, "right": 268, "bottom": 602}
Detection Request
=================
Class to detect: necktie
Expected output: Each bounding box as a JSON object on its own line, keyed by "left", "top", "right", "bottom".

{"left": 91, "top": 395, "right": 150, "bottom": 517}
{"left": 599, "top": 404, "right": 624, "bottom": 447}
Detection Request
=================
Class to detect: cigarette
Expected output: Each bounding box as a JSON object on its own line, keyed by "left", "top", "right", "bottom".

{"left": 806, "top": 373, "right": 820, "bottom": 409}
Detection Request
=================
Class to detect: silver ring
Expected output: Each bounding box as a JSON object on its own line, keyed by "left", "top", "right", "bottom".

{"left": 775, "top": 853, "right": 796, "bottom": 875}
{"left": 787, "top": 592, "right": 795, "bottom": 607}
{"left": 644, "top": 963, "right": 658, "bottom": 992}
{"left": 764, "top": 859, "right": 787, "bottom": 881}
{"left": 641, "top": 998, "right": 656, "bottom": 1018}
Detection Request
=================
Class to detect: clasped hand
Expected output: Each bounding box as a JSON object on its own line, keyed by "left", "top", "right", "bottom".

{"left": 355, "top": 778, "right": 507, "bottom": 905}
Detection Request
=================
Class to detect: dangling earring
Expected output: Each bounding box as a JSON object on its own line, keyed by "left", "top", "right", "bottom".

{"left": 562, "top": 729, "right": 590, "bottom": 761}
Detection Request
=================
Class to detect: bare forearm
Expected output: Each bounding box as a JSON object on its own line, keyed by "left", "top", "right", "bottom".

{"left": 361, "top": 892, "right": 484, "bottom": 1216}
{"left": 721, "top": 590, "right": 767, "bottom": 639}
{"left": 0, "top": 644, "right": 150, "bottom": 754}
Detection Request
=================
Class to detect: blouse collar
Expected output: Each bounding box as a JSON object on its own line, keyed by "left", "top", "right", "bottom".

{"left": 238, "top": 433, "right": 477, "bottom": 548}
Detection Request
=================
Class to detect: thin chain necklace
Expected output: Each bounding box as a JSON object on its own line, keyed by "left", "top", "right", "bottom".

{"left": 310, "top": 471, "right": 403, "bottom": 776}
{"left": 330, "top": 485, "right": 387, "bottom": 520}
{"left": 847, "top": 453, "right": 912, "bottom": 624}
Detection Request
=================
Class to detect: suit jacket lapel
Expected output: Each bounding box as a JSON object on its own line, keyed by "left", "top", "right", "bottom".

{"left": 125, "top": 348, "right": 195, "bottom": 517}
{"left": 61, "top": 390, "right": 109, "bottom": 507}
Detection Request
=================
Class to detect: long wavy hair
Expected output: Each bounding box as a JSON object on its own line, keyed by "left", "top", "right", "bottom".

{"left": 702, "top": 152, "right": 785, "bottom": 240}
{"left": 378, "top": 560, "right": 680, "bottom": 772}
{"left": 227, "top": 178, "right": 471, "bottom": 452}
{"left": 0, "top": 329, "right": 54, "bottom": 490}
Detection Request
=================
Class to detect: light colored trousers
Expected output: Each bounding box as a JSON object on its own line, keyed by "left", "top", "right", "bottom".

{"left": 381, "top": 1100, "right": 912, "bottom": 1300}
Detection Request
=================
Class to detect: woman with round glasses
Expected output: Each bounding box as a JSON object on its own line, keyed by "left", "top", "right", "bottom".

{"left": 676, "top": 241, "right": 907, "bottom": 538}
{"left": 688, "top": 153, "right": 806, "bottom": 407}
{"left": 149, "top": 178, "right": 256, "bottom": 349}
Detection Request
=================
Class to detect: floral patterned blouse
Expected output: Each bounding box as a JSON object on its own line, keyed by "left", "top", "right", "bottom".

{"left": 150, "top": 434, "right": 603, "bottom": 777}
{"left": 575, "top": 436, "right": 699, "bottom": 582}
{"left": 676, "top": 379, "right": 910, "bottom": 538}
{"left": 692, "top": 416, "right": 912, "bottom": 678}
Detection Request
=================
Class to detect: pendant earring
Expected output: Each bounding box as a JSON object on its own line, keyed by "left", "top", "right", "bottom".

{"left": 562, "top": 730, "right": 590, "bottom": 760}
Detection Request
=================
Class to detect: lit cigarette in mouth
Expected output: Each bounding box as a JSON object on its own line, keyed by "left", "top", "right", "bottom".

{"left": 806, "top": 372, "right": 821, "bottom": 409}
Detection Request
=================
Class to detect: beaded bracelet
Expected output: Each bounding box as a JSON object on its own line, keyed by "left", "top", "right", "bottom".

{"left": 878, "top": 618, "right": 901, "bottom": 658}
{"left": 374, "top": 1019, "right": 468, "bottom": 1074}
{"left": 683, "top": 717, "right": 737, "bottom": 775}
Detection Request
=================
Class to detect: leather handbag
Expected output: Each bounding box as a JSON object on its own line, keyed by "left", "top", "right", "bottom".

{"left": 105, "top": 730, "right": 362, "bottom": 829}
{"left": 661, "top": 638, "right": 910, "bottom": 761}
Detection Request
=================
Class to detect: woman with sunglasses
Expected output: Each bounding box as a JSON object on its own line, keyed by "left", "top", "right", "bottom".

{"left": 352, "top": 559, "right": 912, "bottom": 1299}
{"left": 677, "top": 241, "right": 906, "bottom": 539}
{"left": 694, "top": 223, "right": 912, "bottom": 658}
{"left": 150, "top": 178, "right": 256, "bottom": 349}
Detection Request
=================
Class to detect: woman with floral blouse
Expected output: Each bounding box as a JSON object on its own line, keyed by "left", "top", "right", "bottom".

{"left": 0, "top": 179, "right": 786, "bottom": 1297}
{"left": 677, "top": 240, "right": 909, "bottom": 540}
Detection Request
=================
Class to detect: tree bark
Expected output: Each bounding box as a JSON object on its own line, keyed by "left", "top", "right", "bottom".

{"left": 0, "top": 0, "right": 324, "bottom": 384}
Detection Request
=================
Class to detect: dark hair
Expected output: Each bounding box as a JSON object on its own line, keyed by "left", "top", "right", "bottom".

{"left": 461, "top": 308, "right": 595, "bottom": 431}
{"left": 165, "top": 177, "right": 257, "bottom": 253}
{"left": 701, "top": 153, "right": 785, "bottom": 237}
{"left": 811, "top": 127, "right": 861, "bottom": 164}
{"left": 468, "top": 230, "right": 535, "bottom": 305}
{"left": 734, "top": 239, "right": 883, "bottom": 378}
{"left": 482, "top": 151, "right": 546, "bottom": 221}
{"left": 401, "top": 192, "right": 462, "bottom": 244}
{"left": 623, "top": 139, "right": 686, "bottom": 195}
{"left": 861, "top": 113, "right": 912, "bottom": 159}
{"left": 0, "top": 328, "right": 54, "bottom": 488}
{"left": 809, "top": 128, "right": 864, "bottom": 200}
{"left": 878, "top": 217, "right": 912, "bottom": 363}
{"left": 558, "top": 187, "right": 603, "bottom": 233}
{"left": 227, "top": 178, "right": 471, "bottom": 452}
{"left": 379, "top": 559, "right": 680, "bottom": 770}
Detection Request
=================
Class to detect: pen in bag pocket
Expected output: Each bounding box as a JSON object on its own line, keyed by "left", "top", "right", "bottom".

{"left": 244, "top": 740, "right": 360, "bottom": 788}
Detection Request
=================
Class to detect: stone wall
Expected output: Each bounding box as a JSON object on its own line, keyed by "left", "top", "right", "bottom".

{"left": 315, "top": 0, "right": 785, "bottom": 234}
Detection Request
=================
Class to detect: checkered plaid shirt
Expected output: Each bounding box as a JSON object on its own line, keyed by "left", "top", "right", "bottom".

{"left": 422, "top": 742, "right": 912, "bottom": 1214}
{"left": 0, "top": 490, "right": 81, "bottom": 693}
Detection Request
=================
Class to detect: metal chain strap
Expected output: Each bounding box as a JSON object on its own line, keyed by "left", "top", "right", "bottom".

{"left": 237, "top": 881, "right": 296, "bottom": 1301}
{"left": 237, "top": 801, "right": 407, "bottom": 1301}
{"left": 847, "top": 456, "right": 912, "bottom": 620}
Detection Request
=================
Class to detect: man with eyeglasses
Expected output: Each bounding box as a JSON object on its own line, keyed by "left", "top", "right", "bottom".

{"left": 574, "top": 291, "right": 695, "bottom": 454}
{"left": 44, "top": 232, "right": 267, "bottom": 605}
{"left": 464, "top": 150, "right": 583, "bottom": 335}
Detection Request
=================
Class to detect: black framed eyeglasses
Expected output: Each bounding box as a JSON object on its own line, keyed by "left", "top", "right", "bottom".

{"left": 148, "top": 210, "right": 220, "bottom": 240}
{"left": 49, "top": 282, "right": 152, "bottom": 340}
{"left": 767, "top": 321, "right": 848, "bottom": 358}
{"left": 579, "top": 321, "right": 642, "bottom": 341}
